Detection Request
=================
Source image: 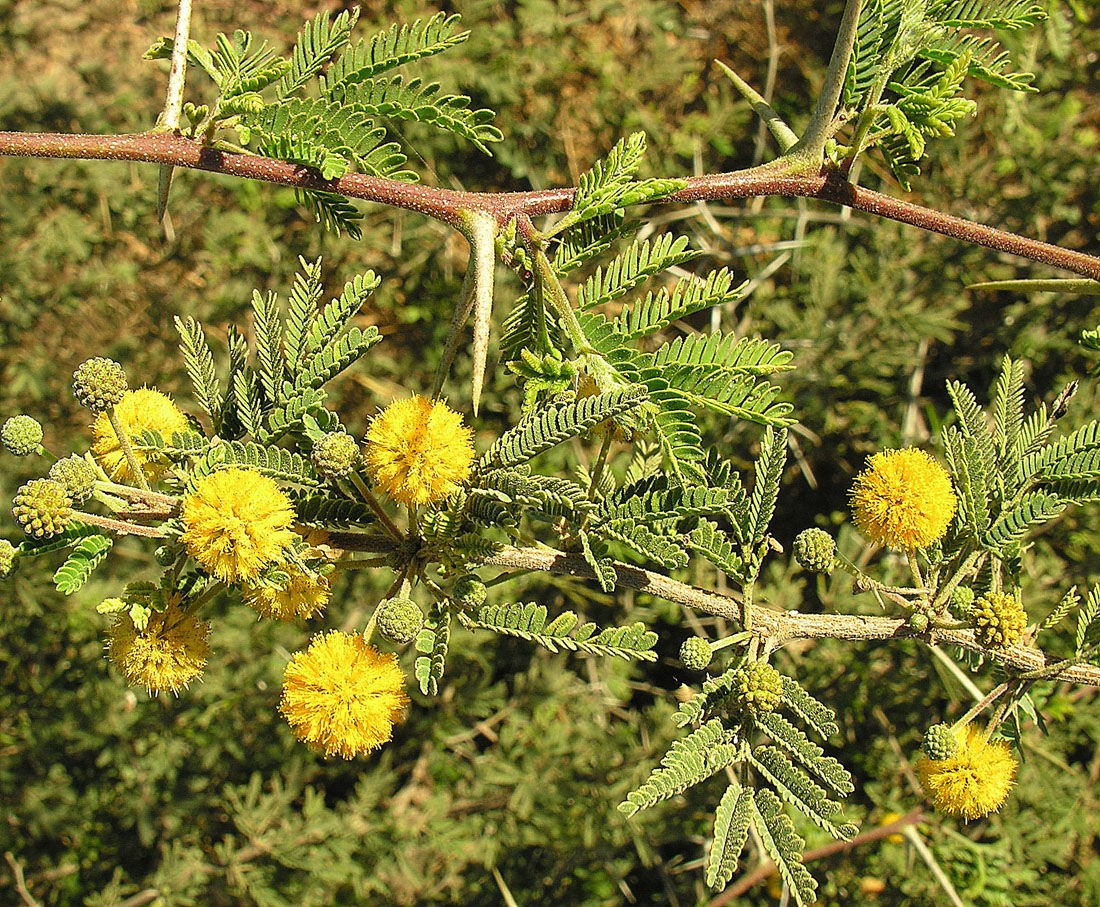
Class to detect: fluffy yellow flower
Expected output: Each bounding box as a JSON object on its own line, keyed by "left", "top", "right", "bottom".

{"left": 92, "top": 388, "right": 190, "bottom": 483}
{"left": 364, "top": 395, "right": 474, "bottom": 506}
{"left": 180, "top": 468, "right": 296, "bottom": 584}
{"left": 280, "top": 631, "right": 409, "bottom": 759}
{"left": 916, "top": 725, "right": 1017, "bottom": 820}
{"left": 850, "top": 448, "right": 957, "bottom": 549}
{"left": 242, "top": 564, "right": 330, "bottom": 621}
{"left": 106, "top": 599, "right": 210, "bottom": 694}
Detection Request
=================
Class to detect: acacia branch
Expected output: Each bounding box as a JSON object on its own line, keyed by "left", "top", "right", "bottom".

{"left": 483, "top": 545, "right": 1100, "bottom": 686}
{"left": 1, "top": 132, "right": 1098, "bottom": 279}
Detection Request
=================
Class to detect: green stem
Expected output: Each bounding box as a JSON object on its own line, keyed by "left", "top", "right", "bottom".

{"left": 952, "top": 680, "right": 1010, "bottom": 730}
{"left": 711, "top": 630, "right": 753, "bottom": 653}
{"left": 348, "top": 472, "right": 403, "bottom": 541}
{"left": 533, "top": 249, "right": 591, "bottom": 355}
{"left": 71, "top": 510, "right": 166, "bottom": 538}
{"left": 788, "top": 0, "right": 863, "bottom": 167}
{"left": 106, "top": 406, "right": 151, "bottom": 491}
{"left": 930, "top": 551, "right": 982, "bottom": 612}
{"left": 330, "top": 556, "right": 395, "bottom": 571}
{"left": 906, "top": 549, "right": 924, "bottom": 589}
{"left": 715, "top": 61, "right": 798, "bottom": 153}
{"left": 185, "top": 580, "right": 225, "bottom": 615}
{"left": 587, "top": 430, "right": 615, "bottom": 501}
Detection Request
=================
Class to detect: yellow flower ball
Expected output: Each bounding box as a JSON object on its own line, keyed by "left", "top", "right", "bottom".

{"left": 364, "top": 395, "right": 474, "bottom": 506}
{"left": 915, "top": 725, "right": 1017, "bottom": 820}
{"left": 106, "top": 599, "right": 210, "bottom": 694}
{"left": 850, "top": 448, "right": 957, "bottom": 549}
{"left": 92, "top": 388, "right": 190, "bottom": 483}
{"left": 280, "top": 631, "right": 410, "bottom": 759}
{"left": 242, "top": 564, "right": 330, "bottom": 621}
{"left": 180, "top": 468, "right": 296, "bottom": 585}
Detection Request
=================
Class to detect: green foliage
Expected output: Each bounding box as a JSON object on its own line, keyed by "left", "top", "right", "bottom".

{"left": 477, "top": 386, "right": 647, "bottom": 469}
{"left": 149, "top": 8, "right": 502, "bottom": 236}
{"left": 53, "top": 533, "right": 113, "bottom": 595}
{"left": 414, "top": 601, "right": 451, "bottom": 696}
{"left": 460, "top": 604, "right": 659, "bottom": 660}
{"left": 549, "top": 133, "right": 687, "bottom": 236}
{"left": 706, "top": 785, "right": 754, "bottom": 890}
{"left": 4, "top": 2, "right": 1100, "bottom": 905}
{"left": 618, "top": 720, "right": 740, "bottom": 817}
{"left": 842, "top": 0, "right": 1045, "bottom": 186}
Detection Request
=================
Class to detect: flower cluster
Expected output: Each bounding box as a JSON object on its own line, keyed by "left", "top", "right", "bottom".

{"left": 243, "top": 564, "right": 330, "bottom": 621}
{"left": 180, "top": 468, "right": 297, "bottom": 585}
{"left": 916, "top": 724, "right": 1017, "bottom": 820}
{"left": 850, "top": 448, "right": 957, "bottom": 549}
{"left": 106, "top": 598, "right": 210, "bottom": 695}
{"left": 280, "top": 631, "right": 410, "bottom": 759}
{"left": 364, "top": 395, "right": 474, "bottom": 506}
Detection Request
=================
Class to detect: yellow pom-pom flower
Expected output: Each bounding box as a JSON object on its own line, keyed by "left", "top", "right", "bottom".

{"left": 180, "top": 468, "right": 296, "bottom": 584}
{"left": 92, "top": 388, "right": 190, "bottom": 483}
{"left": 850, "top": 448, "right": 957, "bottom": 549}
{"left": 242, "top": 564, "right": 330, "bottom": 621}
{"left": 280, "top": 631, "right": 410, "bottom": 759}
{"left": 106, "top": 599, "right": 210, "bottom": 694}
{"left": 364, "top": 395, "right": 474, "bottom": 506}
{"left": 915, "top": 724, "right": 1017, "bottom": 820}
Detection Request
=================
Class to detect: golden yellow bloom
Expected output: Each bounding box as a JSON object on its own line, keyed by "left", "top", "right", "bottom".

{"left": 850, "top": 448, "right": 957, "bottom": 549}
{"left": 92, "top": 388, "right": 190, "bottom": 483}
{"left": 106, "top": 599, "right": 210, "bottom": 694}
{"left": 916, "top": 725, "right": 1017, "bottom": 820}
{"left": 364, "top": 395, "right": 474, "bottom": 506}
{"left": 180, "top": 468, "right": 296, "bottom": 584}
{"left": 243, "top": 564, "right": 330, "bottom": 621}
{"left": 280, "top": 631, "right": 410, "bottom": 759}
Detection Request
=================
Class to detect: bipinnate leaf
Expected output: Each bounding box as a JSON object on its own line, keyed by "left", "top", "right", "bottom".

{"left": 618, "top": 720, "right": 739, "bottom": 817}
{"left": 54, "top": 534, "right": 113, "bottom": 595}
{"left": 750, "top": 789, "right": 817, "bottom": 906}
{"left": 706, "top": 785, "right": 754, "bottom": 891}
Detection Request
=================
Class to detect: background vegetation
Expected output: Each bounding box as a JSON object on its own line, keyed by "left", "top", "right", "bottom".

{"left": 1, "top": 0, "right": 1098, "bottom": 904}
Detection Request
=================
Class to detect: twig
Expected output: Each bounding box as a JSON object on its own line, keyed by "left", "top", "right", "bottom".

{"left": 788, "top": 0, "right": 862, "bottom": 164}
{"left": 3, "top": 852, "right": 42, "bottom": 907}
{"left": 0, "top": 133, "right": 1097, "bottom": 279}
{"left": 709, "top": 809, "right": 924, "bottom": 904}
{"left": 474, "top": 545, "right": 1100, "bottom": 685}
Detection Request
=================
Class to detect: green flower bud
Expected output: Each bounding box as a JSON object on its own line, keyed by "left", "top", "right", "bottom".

{"left": 452, "top": 575, "right": 488, "bottom": 609}
{"left": 908, "top": 611, "right": 930, "bottom": 633}
{"left": 12, "top": 478, "right": 73, "bottom": 539}
{"left": 971, "top": 592, "right": 1027, "bottom": 648}
{"left": 2, "top": 415, "right": 43, "bottom": 456}
{"left": 921, "top": 723, "right": 959, "bottom": 761}
{"left": 154, "top": 544, "right": 182, "bottom": 567}
{"left": 948, "top": 585, "right": 975, "bottom": 617}
{"left": 793, "top": 528, "right": 836, "bottom": 574}
{"left": 49, "top": 455, "right": 97, "bottom": 504}
{"left": 375, "top": 595, "right": 425, "bottom": 644}
{"left": 734, "top": 660, "right": 784, "bottom": 715}
{"left": 72, "top": 357, "right": 128, "bottom": 411}
{"left": 0, "top": 539, "right": 18, "bottom": 577}
{"left": 679, "top": 636, "right": 713, "bottom": 671}
{"left": 311, "top": 431, "right": 360, "bottom": 479}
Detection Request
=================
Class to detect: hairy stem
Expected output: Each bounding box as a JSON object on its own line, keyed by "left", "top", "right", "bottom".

{"left": 480, "top": 545, "right": 1100, "bottom": 685}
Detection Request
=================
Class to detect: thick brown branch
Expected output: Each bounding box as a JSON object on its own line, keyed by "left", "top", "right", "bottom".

{"left": 1, "top": 132, "right": 1097, "bottom": 278}
{"left": 484, "top": 546, "right": 1100, "bottom": 685}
